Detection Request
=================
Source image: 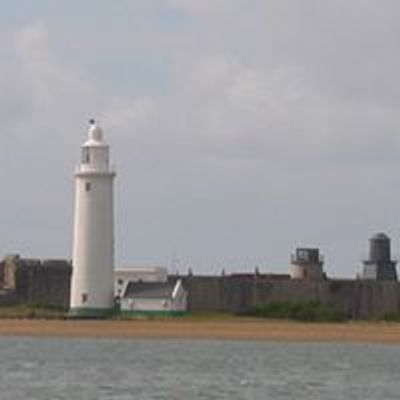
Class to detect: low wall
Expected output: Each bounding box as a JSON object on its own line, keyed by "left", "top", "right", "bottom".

{"left": 0, "top": 289, "right": 19, "bottom": 306}
{"left": 0, "top": 262, "right": 4, "bottom": 286}
{"left": 2, "top": 256, "right": 72, "bottom": 308}
{"left": 1, "top": 261, "right": 400, "bottom": 319}
{"left": 181, "top": 276, "right": 400, "bottom": 319}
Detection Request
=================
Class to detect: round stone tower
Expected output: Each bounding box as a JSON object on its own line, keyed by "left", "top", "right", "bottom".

{"left": 69, "top": 120, "right": 116, "bottom": 317}
{"left": 289, "top": 248, "right": 324, "bottom": 280}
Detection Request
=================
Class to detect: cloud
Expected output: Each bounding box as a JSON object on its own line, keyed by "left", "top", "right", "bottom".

{"left": 1, "top": 3, "right": 400, "bottom": 275}
{"left": 14, "top": 23, "right": 101, "bottom": 124}
{"left": 0, "top": 22, "right": 155, "bottom": 257}
{"left": 164, "top": 0, "right": 230, "bottom": 14}
{"left": 101, "top": 97, "right": 156, "bottom": 133}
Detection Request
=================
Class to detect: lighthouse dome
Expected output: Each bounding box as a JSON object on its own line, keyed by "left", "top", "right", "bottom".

{"left": 88, "top": 119, "right": 103, "bottom": 142}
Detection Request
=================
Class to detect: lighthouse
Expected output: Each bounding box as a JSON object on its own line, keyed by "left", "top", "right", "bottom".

{"left": 69, "top": 120, "right": 116, "bottom": 317}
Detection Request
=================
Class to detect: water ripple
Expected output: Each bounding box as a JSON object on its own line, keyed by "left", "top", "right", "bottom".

{"left": 0, "top": 338, "right": 399, "bottom": 399}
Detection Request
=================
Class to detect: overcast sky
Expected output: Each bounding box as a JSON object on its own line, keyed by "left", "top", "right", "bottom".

{"left": 1, "top": 1, "right": 400, "bottom": 277}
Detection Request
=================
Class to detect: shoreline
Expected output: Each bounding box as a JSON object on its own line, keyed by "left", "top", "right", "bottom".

{"left": 0, "top": 319, "right": 400, "bottom": 343}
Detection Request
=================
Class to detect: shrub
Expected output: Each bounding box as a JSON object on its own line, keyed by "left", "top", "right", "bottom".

{"left": 244, "top": 301, "right": 345, "bottom": 322}
{"left": 382, "top": 312, "right": 400, "bottom": 322}
{"left": 0, "top": 304, "right": 67, "bottom": 319}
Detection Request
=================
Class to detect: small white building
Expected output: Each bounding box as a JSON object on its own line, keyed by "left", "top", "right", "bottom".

{"left": 114, "top": 266, "right": 168, "bottom": 298}
{"left": 120, "top": 279, "right": 187, "bottom": 316}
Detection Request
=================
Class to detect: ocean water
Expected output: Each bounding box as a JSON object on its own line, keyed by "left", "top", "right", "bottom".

{"left": 0, "top": 337, "right": 399, "bottom": 400}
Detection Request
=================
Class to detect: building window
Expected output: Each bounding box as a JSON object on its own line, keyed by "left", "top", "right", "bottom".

{"left": 85, "top": 182, "right": 91, "bottom": 192}
{"left": 82, "top": 293, "right": 88, "bottom": 303}
{"left": 82, "top": 148, "right": 90, "bottom": 164}
{"left": 297, "top": 249, "right": 309, "bottom": 262}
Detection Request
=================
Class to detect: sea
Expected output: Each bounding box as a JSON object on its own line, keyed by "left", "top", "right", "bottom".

{"left": 0, "top": 337, "right": 399, "bottom": 400}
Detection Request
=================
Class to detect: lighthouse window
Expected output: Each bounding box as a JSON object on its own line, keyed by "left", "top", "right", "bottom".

{"left": 81, "top": 293, "right": 88, "bottom": 303}
{"left": 82, "top": 148, "right": 90, "bottom": 164}
{"left": 85, "top": 182, "right": 91, "bottom": 192}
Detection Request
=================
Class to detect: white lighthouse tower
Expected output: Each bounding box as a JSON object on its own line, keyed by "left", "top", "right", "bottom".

{"left": 69, "top": 119, "right": 116, "bottom": 317}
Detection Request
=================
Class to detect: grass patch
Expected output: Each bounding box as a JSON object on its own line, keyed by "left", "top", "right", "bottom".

{"left": 112, "top": 311, "right": 235, "bottom": 321}
{"left": 382, "top": 312, "right": 400, "bottom": 322}
{"left": 243, "top": 301, "right": 345, "bottom": 322}
{"left": 0, "top": 304, "right": 67, "bottom": 319}
{"left": 113, "top": 312, "right": 185, "bottom": 320}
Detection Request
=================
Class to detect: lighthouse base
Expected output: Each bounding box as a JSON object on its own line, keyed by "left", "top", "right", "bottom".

{"left": 68, "top": 307, "right": 114, "bottom": 319}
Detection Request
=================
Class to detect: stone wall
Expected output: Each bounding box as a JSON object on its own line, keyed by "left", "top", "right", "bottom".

{"left": 1, "top": 259, "right": 400, "bottom": 318}
{"left": 1, "top": 255, "right": 72, "bottom": 308}
{"left": 0, "top": 260, "right": 4, "bottom": 286}
{"left": 0, "top": 289, "right": 18, "bottom": 306}
{"left": 181, "top": 275, "right": 400, "bottom": 319}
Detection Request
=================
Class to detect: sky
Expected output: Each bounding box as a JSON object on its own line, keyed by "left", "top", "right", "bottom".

{"left": 1, "top": 1, "right": 400, "bottom": 277}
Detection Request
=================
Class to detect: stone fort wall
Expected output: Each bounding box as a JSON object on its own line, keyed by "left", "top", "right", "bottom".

{"left": 1, "top": 256, "right": 400, "bottom": 319}
{"left": 0, "top": 255, "right": 72, "bottom": 308}
{"left": 180, "top": 275, "right": 400, "bottom": 319}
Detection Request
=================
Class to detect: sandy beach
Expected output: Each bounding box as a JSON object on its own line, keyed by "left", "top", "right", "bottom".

{"left": 0, "top": 319, "right": 399, "bottom": 343}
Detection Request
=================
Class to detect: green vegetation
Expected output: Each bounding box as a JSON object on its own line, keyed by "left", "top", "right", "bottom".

{"left": 0, "top": 302, "right": 349, "bottom": 322}
{"left": 382, "top": 312, "right": 400, "bottom": 322}
{"left": 243, "top": 301, "right": 345, "bottom": 322}
{"left": 0, "top": 304, "right": 67, "bottom": 319}
{"left": 115, "top": 310, "right": 187, "bottom": 320}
